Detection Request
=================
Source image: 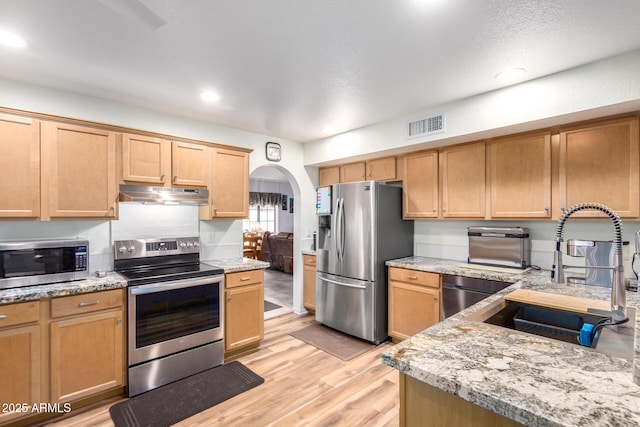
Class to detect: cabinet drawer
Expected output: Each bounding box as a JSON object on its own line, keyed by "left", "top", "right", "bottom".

{"left": 226, "top": 269, "right": 264, "bottom": 288}
{"left": 303, "top": 255, "right": 316, "bottom": 267}
{"left": 0, "top": 301, "right": 39, "bottom": 328}
{"left": 388, "top": 267, "right": 440, "bottom": 288}
{"left": 51, "top": 289, "right": 123, "bottom": 319}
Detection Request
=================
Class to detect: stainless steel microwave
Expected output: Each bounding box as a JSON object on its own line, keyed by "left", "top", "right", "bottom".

{"left": 0, "top": 240, "right": 89, "bottom": 289}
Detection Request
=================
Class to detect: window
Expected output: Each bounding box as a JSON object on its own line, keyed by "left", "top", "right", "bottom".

{"left": 243, "top": 205, "right": 276, "bottom": 233}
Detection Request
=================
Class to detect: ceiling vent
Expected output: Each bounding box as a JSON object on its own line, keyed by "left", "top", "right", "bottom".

{"left": 407, "top": 113, "right": 445, "bottom": 139}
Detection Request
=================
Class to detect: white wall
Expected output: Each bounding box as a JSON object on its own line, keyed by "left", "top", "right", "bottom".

{"left": 0, "top": 77, "right": 317, "bottom": 313}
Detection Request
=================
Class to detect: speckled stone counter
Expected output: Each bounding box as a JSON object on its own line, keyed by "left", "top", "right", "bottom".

{"left": 302, "top": 250, "right": 316, "bottom": 256}
{"left": 204, "top": 258, "right": 270, "bottom": 273}
{"left": 383, "top": 256, "right": 640, "bottom": 426}
{"left": 0, "top": 273, "right": 128, "bottom": 305}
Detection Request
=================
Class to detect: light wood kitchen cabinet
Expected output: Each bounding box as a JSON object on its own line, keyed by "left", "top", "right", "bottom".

{"left": 49, "top": 289, "right": 124, "bottom": 403}
{"left": 0, "top": 113, "right": 41, "bottom": 218}
{"left": 388, "top": 267, "right": 441, "bottom": 342}
{"left": 224, "top": 269, "right": 264, "bottom": 354}
{"left": 439, "top": 142, "right": 485, "bottom": 218}
{"left": 400, "top": 374, "right": 521, "bottom": 427}
{"left": 319, "top": 166, "right": 340, "bottom": 187}
{"left": 121, "top": 134, "right": 209, "bottom": 187}
{"left": 41, "top": 122, "right": 117, "bottom": 220}
{"left": 338, "top": 157, "right": 398, "bottom": 183}
{"left": 0, "top": 301, "right": 41, "bottom": 425}
{"left": 489, "top": 132, "right": 552, "bottom": 218}
{"left": 558, "top": 117, "right": 639, "bottom": 218}
{"left": 403, "top": 151, "right": 439, "bottom": 218}
{"left": 340, "top": 162, "right": 366, "bottom": 183}
{"left": 303, "top": 254, "right": 316, "bottom": 312}
{"left": 201, "top": 148, "right": 249, "bottom": 219}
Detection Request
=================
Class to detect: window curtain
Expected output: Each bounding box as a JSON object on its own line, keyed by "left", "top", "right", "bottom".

{"left": 249, "top": 192, "right": 281, "bottom": 207}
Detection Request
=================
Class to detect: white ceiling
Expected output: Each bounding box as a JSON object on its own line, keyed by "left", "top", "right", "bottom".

{"left": 2, "top": 0, "right": 640, "bottom": 142}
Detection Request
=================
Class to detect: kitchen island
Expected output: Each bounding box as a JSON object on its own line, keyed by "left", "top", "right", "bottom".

{"left": 383, "top": 256, "right": 640, "bottom": 427}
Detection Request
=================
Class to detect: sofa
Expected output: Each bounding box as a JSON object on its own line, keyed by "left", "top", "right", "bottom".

{"left": 261, "top": 231, "right": 294, "bottom": 273}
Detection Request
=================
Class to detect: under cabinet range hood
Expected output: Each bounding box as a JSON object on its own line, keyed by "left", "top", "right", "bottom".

{"left": 118, "top": 185, "right": 209, "bottom": 205}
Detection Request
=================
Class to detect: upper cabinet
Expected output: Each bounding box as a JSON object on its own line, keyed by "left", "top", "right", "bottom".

{"left": 489, "top": 132, "right": 552, "bottom": 218}
{"left": 319, "top": 156, "right": 398, "bottom": 186}
{"left": 201, "top": 148, "right": 249, "bottom": 219}
{"left": 319, "top": 166, "right": 340, "bottom": 187}
{"left": 439, "top": 142, "right": 485, "bottom": 218}
{"left": 41, "top": 122, "right": 117, "bottom": 220}
{"left": 0, "top": 113, "right": 41, "bottom": 218}
{"left": 403, "top": 151, "right": 438, "bottom": 218}
{"left": 121, "top": 134, "right": 209, "bottom": 187}
{"left": 558, "top": 117, "right": 639, "bottom": 218}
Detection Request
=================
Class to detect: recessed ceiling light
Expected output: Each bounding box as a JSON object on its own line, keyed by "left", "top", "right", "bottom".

{"left": 321, "top": 126, "right": 335, "bottom": 135}
{"left": 495, "top": 67, "right": 526, "bottom": 83}
{"left": 0, "top": 30, "right": 27, "bottom": 48}
{"left": 200, "top": 91, "right": 220, "bottom": 102}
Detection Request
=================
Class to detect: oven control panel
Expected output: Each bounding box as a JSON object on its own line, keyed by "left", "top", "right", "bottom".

{"left": 114, "top": 237, "right": 200, "bottom": 260}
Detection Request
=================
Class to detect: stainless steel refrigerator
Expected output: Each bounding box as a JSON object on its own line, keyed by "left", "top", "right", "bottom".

{"left": 315, "top": 181, "right": 413, "bottom": 344}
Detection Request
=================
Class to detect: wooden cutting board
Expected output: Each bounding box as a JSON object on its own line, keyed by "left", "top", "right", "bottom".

{"left": 504, "top": 289, "right": 610, "bottom": 314}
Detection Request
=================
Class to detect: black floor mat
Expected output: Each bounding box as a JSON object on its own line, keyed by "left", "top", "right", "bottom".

{"left": 109, "top": 361, "right": 263, "bottom": 427}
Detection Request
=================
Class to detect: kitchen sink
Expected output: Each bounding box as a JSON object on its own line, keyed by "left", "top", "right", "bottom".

{"left": 467, "top": 298, "right": 636, "bottom": 361}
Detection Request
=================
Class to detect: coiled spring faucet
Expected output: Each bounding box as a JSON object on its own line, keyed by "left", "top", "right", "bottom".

{"left": 551, "top": 202, "right": 626, "bottom": 322}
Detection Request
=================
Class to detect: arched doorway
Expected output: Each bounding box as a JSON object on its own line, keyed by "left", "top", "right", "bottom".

{"left": 249, "top": 164, "right": 302, "bottom": 318}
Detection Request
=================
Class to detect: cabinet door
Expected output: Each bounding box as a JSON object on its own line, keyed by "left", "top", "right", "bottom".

{"left": 208, "top": 148, "right": 249, "bottom": 218}
{"left": 0, "top": 324, "right": 40, "bottom": 424}
{"left": 225, "top": 283, "right": 264, "bottom": 352}
{"left": 490, "top": 133, "right": 551, "bottom": 218}
{"left": 49, "top": 310, "right": 124, "bottom": 403}
{"left": 439, "top": 143, "right": 485, "bottom": 218}
{"left": 0, "top": 114, "right": 40, "bottom": 218}
{"left": 303, "top": 255, "right": 316, "bottom": 311}
{"left": 319, "top": 166, "right": 340, "bottom": 187}
{"left": 403, "top": 151, "right": 438, "bottom": 218}
{"left": 42, "top": 122, "right": 117, "bottom": 219}
{"left": 388, "top": 281, "right": 440, "bottom": 341}
{"left": 340, "top": 162, "right": 366, "bottom": 183}
{"left": 559, "top": 117, "right": 639, "bottom": 218}
{"left": 366, "top": 157, "right": 397, "bottom": 181}
{"left": 171, "top": 141, "right": 209, "bottom": 187}
{"left": 121, "top": 133, "right": 170, "bottom": 185}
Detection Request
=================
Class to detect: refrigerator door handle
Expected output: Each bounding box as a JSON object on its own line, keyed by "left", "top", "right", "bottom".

{"left": 335, "top": 198, "right": 343, "bottom": 262}
{"left": 339, "top": 197, "right": 346, "bottom": 262}
{"left": 318, "top": 276, "right": 367, "bottom": 290}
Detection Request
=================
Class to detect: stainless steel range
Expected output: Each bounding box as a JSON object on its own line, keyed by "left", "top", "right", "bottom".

{"left": 114, "top": 236, "right": 224, "bottom": 397}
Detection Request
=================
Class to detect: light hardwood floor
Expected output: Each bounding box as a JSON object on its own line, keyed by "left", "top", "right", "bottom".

{"left": 41, "top": 313, "right": 400, "bottom": 427}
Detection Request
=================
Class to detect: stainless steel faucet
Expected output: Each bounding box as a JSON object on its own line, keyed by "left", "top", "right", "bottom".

{"left": 551, "top": 203, "right": 626, "bottom": 321}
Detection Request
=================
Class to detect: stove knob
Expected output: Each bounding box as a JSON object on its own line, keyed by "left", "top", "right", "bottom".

{"left": 187, "top": 242, "right": 194, "bottom": 247}
{"left": 193, "top": 241, "right": 200, "bottom": 247}
{"left": 180, "top": 242, "right": 187, "bottom": 248}
{"left": 118, "top": 246, "right": 127, "bottom": 254}
{"left": 128, "top": 245, "right": 136, "bottom": 253}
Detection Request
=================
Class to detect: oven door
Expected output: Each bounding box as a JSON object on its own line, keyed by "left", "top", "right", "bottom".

{"left": 128, "top": 275, "right": 224, "bottom": 365}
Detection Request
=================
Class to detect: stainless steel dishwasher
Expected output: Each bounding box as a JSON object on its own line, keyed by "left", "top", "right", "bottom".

{"left": 441, "top": 274, "right": 511, "bottom": 319}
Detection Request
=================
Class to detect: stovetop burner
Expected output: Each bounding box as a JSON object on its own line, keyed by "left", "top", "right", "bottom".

{"left": 113, "top": 236, "right": 224, "bottom": 285}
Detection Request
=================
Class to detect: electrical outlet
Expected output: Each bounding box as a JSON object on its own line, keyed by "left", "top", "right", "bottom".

{"left": 206, "top": 232, "right": 215, "bottom": 243}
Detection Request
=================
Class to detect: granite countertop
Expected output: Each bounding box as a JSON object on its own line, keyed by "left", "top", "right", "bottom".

{"left": 0, "top": 272, "right": 128, "bottom": 305}
{"left": 302, "top": 250, "right": 316, "bottom": 256}
{"left": 204, "top": 258, "right": 270, "bottom": 273}
{"left": 383, "top": 256, "right": 640, "bottom": 427}
{"left": 0, "top": 258, "right": 270, "bottom": 305}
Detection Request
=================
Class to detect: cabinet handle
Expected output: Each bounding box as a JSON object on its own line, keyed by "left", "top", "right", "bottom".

{"left": 561, "top": 207, "right": 566, "bottom": 213}
{"left": 78, "top": 300, "right": 99, "bottom": 307}
{"left": 117, "top": 318, "right": 122, "bottom": 324}
{"left": 160, "top": 173, "right": 166, "bottom": 181}
{"left": 0, "top": 314, "right": 7, "bottom": 320}
{"left": 432, "top": 209, "right": 436, "bottom": 212}
{"left": 544, "top": 207, "right": 549, "bottom": 211}
{"left": 442, "top": 208, "right": 447, "bottom": 213}
{"left": 434, "top": 296, "right": 439, "bottom": 301}
{"left": 227, "top": 297, "right": 232, "bottom": 302}
{"left": 240, "top": 277, "right": 251, "bottom": 281}
{"left": 406, "top": 275, "right": 418, "bottom": 280}
{"left": 173, "top": 175, "right": 178, "bottom": 182}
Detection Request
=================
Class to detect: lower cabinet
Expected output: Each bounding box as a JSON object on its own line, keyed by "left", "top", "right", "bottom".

{"left": 0, "top": 289, "right": 125, "bottom": 426}
{"left": 0, "top": 301, "right": 41, "bottom": 425}
{"left": 303, "top": 254, "right": 316, "bottom": 312}
{"left": 49, "top": 293, "right": 124, "bottom": 403}
{"left": 388, "top": 267, "right": 441, "bottom": 342}
{"left": 224, "top": 269, "right": 264, "bottom": 355}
